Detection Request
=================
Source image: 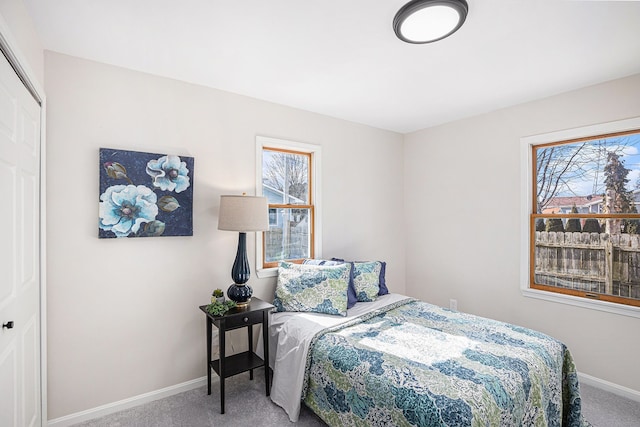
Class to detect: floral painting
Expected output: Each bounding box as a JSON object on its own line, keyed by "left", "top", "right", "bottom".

{"left": 99, "top": 148, "right": 194, "bottom": 238}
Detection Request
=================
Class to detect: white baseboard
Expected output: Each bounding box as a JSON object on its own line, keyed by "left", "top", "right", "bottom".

{"left": 579, "top": 372, "right": 640, "bottom": 403}
{"left": 45, "top": 371, "right": 639, "bottom": 426}
{"left": 47, "top": 376, "right": 207, "bottom": 427}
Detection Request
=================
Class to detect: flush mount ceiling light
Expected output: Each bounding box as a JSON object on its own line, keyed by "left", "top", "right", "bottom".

{"left": 393, "top": 0, "right": 468, "bottom": 44}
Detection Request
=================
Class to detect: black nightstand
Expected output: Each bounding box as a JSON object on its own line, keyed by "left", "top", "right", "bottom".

{"left": 199, "top": 297, "right": 274, "bottom": 414}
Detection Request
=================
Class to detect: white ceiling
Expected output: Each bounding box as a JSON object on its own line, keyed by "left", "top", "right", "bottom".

{"left": 23, "top": 0, "right": 640, "bottom": 133}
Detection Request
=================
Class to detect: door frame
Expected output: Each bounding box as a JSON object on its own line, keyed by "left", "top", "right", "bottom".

{"left": 0, "top": 13, "right": 47, "bottom": 426}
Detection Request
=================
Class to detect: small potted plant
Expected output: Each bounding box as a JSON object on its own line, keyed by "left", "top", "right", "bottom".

{"left": 212, "top": 289, "right": 225, "bottom": 303}
{"left": 205, "top": 299, "right": 237, "bottom": 317}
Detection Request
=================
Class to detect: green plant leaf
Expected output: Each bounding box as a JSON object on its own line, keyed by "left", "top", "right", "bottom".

{"left": 143, "top": 220, "right": 165, "bottom": 236}
{"left": 205, "top": 300, "right": 237, "bottom": 316}
{"left": 103, "top": 162, "right": 133, "bottom": 184}
{"left": 157, "top": 195, "right": 180, "bottom": 212}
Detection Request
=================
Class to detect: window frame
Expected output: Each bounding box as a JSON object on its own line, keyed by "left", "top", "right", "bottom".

{"left": 255, "top": 136, "right": 322, "bottom": 277}
{"left": 520, "top": 116, "right": 640, "bottom": 318}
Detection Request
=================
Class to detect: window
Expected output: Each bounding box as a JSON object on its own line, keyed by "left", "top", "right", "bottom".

{"left": 268, "top": 208, "right": 278, "bottom": 226}
{"left": 256, "top": 136, "right": 321, "bottom": 275}
{"left": 522, "top": 117, "right": 640, "bottom": 317}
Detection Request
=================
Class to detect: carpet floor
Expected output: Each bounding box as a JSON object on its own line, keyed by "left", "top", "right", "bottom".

{"left": 580, "top": 382, "right": 640, "bottom": 427}
{"left": 72, "top": 374, "right": 324, "bottom": 427}
{"left": 72, "top": 374, "right": 640, "bottom": 426}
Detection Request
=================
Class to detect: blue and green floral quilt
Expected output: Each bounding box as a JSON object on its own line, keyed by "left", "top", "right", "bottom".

{"left": 302, "top": 299, "right": 586, "bottom": 426}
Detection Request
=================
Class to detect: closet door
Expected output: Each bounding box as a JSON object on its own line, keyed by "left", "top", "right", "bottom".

{"left": 0, "top": 49, "right": 42, "bottom": 427}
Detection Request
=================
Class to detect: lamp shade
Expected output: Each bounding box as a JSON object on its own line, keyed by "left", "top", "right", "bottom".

{"left": 218, "top": 195, "right": 269, "bottom": 232}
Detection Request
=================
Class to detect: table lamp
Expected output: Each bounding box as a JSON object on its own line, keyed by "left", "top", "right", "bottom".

{"left": 218, "top": 194, "right": 269, "bottom": 306}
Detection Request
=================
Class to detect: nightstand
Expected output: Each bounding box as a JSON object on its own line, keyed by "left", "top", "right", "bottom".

{"left": 199, "top": 297, "right": 274, "bottom": 414}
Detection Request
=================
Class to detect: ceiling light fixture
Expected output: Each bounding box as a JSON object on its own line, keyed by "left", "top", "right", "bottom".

{"left": 393, "top": 0, "right": 468, "bottom": 44}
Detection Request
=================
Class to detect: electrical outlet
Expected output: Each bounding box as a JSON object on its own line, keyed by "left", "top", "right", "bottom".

{"left": 450, "top": 299, "right": 458, "bottom": 311}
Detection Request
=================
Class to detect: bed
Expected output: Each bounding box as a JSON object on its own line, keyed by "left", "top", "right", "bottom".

{"left": 267, "top": 292, "right": 587, "bottom": 426}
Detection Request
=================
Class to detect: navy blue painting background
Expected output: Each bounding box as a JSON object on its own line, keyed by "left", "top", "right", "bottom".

{"left": 99, "top": 148, "right": 195, "bottom": 238}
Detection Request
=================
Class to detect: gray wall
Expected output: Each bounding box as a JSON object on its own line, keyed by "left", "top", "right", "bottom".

{"left": 404, "top": 73, "right": 640, "bottom": 393}
{"left": 0, "top": 0, "right": 43, "bottom": 86}
{"left": 43, "top": 51, "right": 405, "bottom": 418}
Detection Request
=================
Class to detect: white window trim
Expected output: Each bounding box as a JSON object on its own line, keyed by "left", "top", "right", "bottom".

{"left": 520, "top": 116, "right": 640, "bottom": 318}
{"left": 255, "top": 136, "right": 322, "bottom": 278}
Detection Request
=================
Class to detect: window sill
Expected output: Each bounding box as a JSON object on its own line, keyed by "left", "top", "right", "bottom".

{"left": 256, "top": 267, "right": 277, "bottom": 279}
{"left": 522, "top": 288, "right": 640, "bottom": 319}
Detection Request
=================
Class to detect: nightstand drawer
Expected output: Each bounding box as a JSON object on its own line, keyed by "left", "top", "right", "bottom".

{"left": 224, "top": 310, "right": 263, "bottom": 329}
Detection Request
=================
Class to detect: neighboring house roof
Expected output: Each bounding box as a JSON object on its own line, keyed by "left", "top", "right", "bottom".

{"left": 541, "top": 195, "right": 603, "bottom": 214}
{"left": 262, "top": 183, "right": 305, "bottom": 205}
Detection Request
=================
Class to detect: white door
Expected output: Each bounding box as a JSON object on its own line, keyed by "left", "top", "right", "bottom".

{"left": 0, "top": 49, "right": 42, "bottom": 427}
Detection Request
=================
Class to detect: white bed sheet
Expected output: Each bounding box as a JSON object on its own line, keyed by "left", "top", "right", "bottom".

{"left": 267, "top": 293, "right": 410, "bottom": 422}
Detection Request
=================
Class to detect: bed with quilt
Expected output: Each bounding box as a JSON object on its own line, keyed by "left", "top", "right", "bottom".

{"left": 266, "top": 260, "right": 586, "bottom": 427}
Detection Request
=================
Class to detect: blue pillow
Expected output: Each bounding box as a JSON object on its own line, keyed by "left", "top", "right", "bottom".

{"left": 303, "top": 259, "right": 358, "bottom": 308}
{"left": 332, "top": 258, "right": 389, "bottom": 297}
{"left": 378, "top": 261, "right": 389, "bottom": 295}
{"left": 274, "top": 261, "right": 351, "bottom": 316}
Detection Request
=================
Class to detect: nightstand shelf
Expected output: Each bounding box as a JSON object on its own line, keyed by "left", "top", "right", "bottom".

{"left": 200, "top": 297, "right": 274, "bottom": 414}
{"left": 210, "top": 351, "right": 265, "bottom": 378}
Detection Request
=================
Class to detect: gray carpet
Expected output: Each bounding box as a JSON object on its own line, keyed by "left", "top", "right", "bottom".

{"left": 72, "top": 374, "right": 640, "bottom": 426}
{"left": 580, "top": 383, "right": 640, "bottom": 427}
{"left": 72, "top": 374, "right": 325, "bottom": 427}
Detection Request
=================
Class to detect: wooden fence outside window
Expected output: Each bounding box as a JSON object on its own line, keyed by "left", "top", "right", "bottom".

{"left": 534, "top": 231, "right": 640, "bottom": 299}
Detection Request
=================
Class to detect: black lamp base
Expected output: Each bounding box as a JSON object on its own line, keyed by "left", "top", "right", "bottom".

{"left": 227, "top": 283, "right": 252, "bottom": 307}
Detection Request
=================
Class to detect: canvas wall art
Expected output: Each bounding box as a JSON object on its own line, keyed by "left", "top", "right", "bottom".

{"left": 99, "top": 148, "right": 195, "bottom": 238}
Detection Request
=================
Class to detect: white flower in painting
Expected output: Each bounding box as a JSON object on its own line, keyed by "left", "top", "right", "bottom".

{"left": 99, "top": 185, "right": 158, "bottom": 237}
{"left": 146, "top": 155, "right": 190, "bottom": 193}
